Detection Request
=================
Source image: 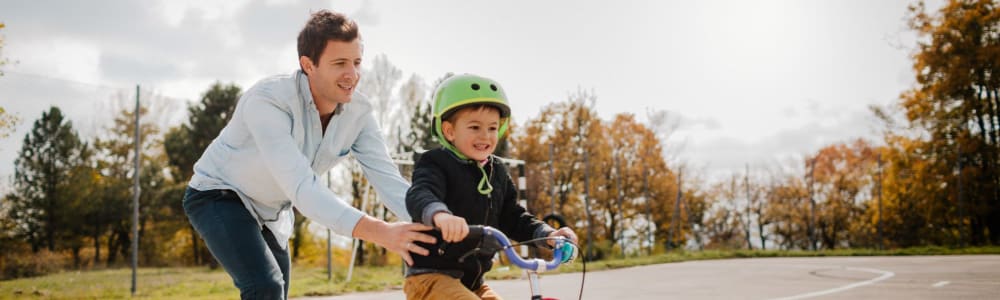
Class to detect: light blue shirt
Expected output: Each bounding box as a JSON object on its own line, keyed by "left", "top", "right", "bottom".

{"left": 188, "top": 70, "right": 410, "bottom": 248}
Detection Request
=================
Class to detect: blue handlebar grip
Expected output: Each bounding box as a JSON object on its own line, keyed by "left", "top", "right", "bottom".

{"left": 466, "top": 225, "right": 567, "bottom": 273}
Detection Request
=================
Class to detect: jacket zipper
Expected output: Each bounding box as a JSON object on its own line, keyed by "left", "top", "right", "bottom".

{"left": 474, "top": 159, "right": 495, "bottom": 289}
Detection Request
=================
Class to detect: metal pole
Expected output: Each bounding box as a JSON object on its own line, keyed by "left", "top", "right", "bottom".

{"left": 615, "top": 155, "right": 624, "bottom": 256}
{"left": 957, "top": 143, "right": 965, "bottom": 247}
{"left": 668, "top": 169, "right": 682, "bottom": 252}
{"left": 644, "top": 167, "right": 651, "bottom": 254}
{"left": 877, "top": 153, "right": 883, "bottom": 250}
{"left": 131, "top": 85, "right": 140, "bottom": 295}
{"left": 327, "top": 172, "right": 333, "bottom": 281}
{"left": 806, "top": 158, "right": 816, "bottom": 251}
{"left": 549, "top": 144, "right": 556, "bottom": 216}
{"left": 644, "top": 149, "right": 652, "bottom": 255}
{"left": 346, "top": 181, "right": 371, "bottom": 282}
{"left": 517, "top": 162, "right": 529, "bottom": 258}
{"left": 584, "top": 150, "right": 592, "bottom": 260}
{"left": 744, "top": 164, "right": 752, "bottom": 250}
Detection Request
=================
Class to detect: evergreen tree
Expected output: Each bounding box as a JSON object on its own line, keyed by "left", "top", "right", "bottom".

{"left": 8, "top": 107, "right": 86, "bottom": 252}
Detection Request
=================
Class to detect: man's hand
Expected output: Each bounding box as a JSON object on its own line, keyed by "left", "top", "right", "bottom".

{"left": 547, "top": 227, "right": 578, "bottom": 247}
{"left": 352, "top": 216, "right": 436, "bottom": 266}
{"left": 433, "top": 212, "right": 469, "bottom": 243}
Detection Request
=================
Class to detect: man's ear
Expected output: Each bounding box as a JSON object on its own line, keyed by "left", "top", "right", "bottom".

{"left": 442, "top": 121, "right": 456, "bottom": 142}
{"left": 299, "top": 56, "right": 314, "bottom": 75}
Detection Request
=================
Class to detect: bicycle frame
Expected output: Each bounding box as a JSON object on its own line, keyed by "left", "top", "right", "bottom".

{"left": 466, "top": 225, "right": 570, "bottom": 300}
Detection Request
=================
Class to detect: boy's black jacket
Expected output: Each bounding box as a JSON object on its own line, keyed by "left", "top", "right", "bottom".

{"left": 406, "top": 148, "right": 551, "bottom": 290}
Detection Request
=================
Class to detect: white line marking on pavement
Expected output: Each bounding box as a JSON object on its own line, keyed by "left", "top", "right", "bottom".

{"left": 768, "top": 267, "right": 895, "bottom": 300}
{"left": 932, "top": 281, "right": 950, "bottom": 288}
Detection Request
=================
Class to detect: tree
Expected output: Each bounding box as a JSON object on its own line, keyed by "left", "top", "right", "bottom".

{"left": 512, "top": 90, "right": 679, "bottom": 257}
{"left": 702, "top": 174, "right": 748, "bottom": 249}
{"left": 0, "top": 107, "right": 18, "bottom": 143}
{"left": 810, "top": 140, "right": 879, "bottom": 249}
{"left": 163, "top": 82, "right": 240, "bottom": 266}
{"left": 593, "top": 113, "right": 676, "bottom": 254}
{"left": 164, "top": 82, "right": 240, "bottom": 182}
{"left": 903, "top": 0, "right": 1000, "bottom": 244}
{"left": 359, "top": 54, "right": 404, "bottom": 151}
{"left": 7, "top": 107, "right": 87, "bottom": 253}
{"left": 761, "top": 169, "right": 810, "bottom": 250}
{"left": 0, "top": 22, "right": 19, "bottom": 143}
{"left": 92, "top": 91, "right": 175, "bottom": 266}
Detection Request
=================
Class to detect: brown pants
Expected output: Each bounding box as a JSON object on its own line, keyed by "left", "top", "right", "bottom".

{"left": 404, "top": 273, "right": 503, "bottom": 300}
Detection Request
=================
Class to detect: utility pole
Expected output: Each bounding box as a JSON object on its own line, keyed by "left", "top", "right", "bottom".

{"left": 876, "top": 153, "right": 883, "bottom": 250}
{"left": 615, "top": 155, "right": 624, "bottom": 257}
{"left": 744, "top": 164, "right": 752, "bottom": 250}
{"left": 808, "top": 157, "right": 817, "bottom": 251}
{"left": 550, "top": 144, "right": 556, "bottom": 216}
{"left": 643, "top": 149, "right": 653, "bottom": 255}
{"left": 327, "top": 172, "right": 332, "bottom": 281}
{"left": 131, "top": 85, "right": 140, "bottom": 296}
{"left": 584, "top": 150, "right": 593, "bottom": 260}
{"left": 668, "top": 169, "right": 682, "bottom": 251}
{"left": 957, "top": 142, "right": 965, "bottom": 247}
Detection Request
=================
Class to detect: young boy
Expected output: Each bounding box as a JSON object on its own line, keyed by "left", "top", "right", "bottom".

{"left": 404, "top": 74, "right": 578, "bottom": 300}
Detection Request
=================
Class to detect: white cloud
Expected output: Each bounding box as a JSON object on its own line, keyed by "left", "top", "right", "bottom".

{"left": 0, "top": 0, "right": 948, "bottom": 190}
{"left": 157, "top": 0, "right": 252, "bottom": 28}
{"left": 9, "top": 38, "right": 102, "bottom": 86}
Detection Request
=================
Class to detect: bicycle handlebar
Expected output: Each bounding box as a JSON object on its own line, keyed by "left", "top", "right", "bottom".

{"left": 466, "top": 225, "right": 567, "bottom": 273}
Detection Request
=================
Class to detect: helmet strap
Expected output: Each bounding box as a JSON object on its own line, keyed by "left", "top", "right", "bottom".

{"left": 477, "top": 165, "right": 493, "bottom": 195}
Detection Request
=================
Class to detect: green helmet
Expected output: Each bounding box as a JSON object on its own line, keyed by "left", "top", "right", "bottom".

{"left": 433, "top": 74, "right": 511, "bottom": 160}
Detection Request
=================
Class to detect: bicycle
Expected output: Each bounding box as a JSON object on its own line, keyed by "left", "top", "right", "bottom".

{"left": 463, "top": 225, "right": 584, "bottom": 300}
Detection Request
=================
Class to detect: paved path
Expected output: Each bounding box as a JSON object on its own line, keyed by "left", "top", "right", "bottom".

{"left": 297, "top": 255, "right": 1000, "bottom": 299}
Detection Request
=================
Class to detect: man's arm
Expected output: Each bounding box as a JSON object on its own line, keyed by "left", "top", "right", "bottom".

{"left": 352, "top": 113, "right": 411, "bottom": 221}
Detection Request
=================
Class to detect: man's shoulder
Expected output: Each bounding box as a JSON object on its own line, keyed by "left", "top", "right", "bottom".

{"left": 245, "top": 71, "right": 300, "bottom": 99}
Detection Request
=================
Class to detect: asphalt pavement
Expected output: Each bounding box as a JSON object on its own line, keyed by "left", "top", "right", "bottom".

{"left": 296, "top": 255, "right": 1000, "bottom": 300}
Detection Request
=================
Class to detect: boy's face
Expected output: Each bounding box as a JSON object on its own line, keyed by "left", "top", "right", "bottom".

{"left": 442, "top": 107, "right": 501, "bottom": 161}
{"left": 300, "top": 39, "right": 363, "bottom": 105}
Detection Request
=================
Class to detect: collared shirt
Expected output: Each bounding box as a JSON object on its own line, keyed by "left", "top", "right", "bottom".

{"left": 188, "top": 70, "right": 410, "bottom": 248}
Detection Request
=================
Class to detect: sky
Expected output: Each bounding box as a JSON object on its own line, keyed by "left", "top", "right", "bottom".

{"left": 0, "top": 0, "right": 945, "bottom": 192}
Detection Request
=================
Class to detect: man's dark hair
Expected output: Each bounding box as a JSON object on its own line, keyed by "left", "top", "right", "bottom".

{"left": 297, "top": 10, "right": 360, "bottom": 72}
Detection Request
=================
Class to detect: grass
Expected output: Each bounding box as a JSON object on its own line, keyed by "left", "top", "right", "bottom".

{"left": 2, "top": 246, "right": 998, "bottom": 299}
{"left": 0, "top": 265, "right": 404, "bottom": 300}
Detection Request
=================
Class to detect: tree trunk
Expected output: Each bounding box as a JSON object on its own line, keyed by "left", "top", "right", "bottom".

{"left": 970, "top": 214, "right": 984, "bottom": 246}
{"left": 72, "top": 246, "right": 81, "bottom": 268}
{"left": 106, "top": 230, "right": 118, "bottom": 266}
{"left": 355, "top": 241, "right": 365, "bottom": 266}
{"left": 757, "top": 221, "right": 767, "bottom": 250}
{"left": 93, "top": 221, "right": 101, "bottom": 265}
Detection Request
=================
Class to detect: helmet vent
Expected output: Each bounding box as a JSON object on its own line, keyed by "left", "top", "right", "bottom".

{"left": 471, "top": 83, "right": 481, "bottom": 90}
{"left": 490, "top": 84, "right": 497, "bottom": 91}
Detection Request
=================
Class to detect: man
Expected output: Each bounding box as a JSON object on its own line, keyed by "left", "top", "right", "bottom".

{"left": 183, "top": 10, "right": 435, "bottom": 299}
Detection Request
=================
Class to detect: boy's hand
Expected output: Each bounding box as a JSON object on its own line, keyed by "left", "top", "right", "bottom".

{"left": 547, "top": 227, "right": 578, "bottom": 247}
{"left": 433, "top": 212, "right": 469, "bottom": 243}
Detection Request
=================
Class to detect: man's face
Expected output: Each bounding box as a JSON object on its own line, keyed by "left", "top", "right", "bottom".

{"left": 302, "top": 39, "right": 362, "bottom": 105}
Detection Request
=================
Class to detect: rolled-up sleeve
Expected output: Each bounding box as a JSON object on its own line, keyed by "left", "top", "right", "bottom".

{"left": 241, "top": 91, "right": 365, "bottom": 236}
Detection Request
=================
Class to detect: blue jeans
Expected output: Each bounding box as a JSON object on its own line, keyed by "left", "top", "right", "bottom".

{"left": 183, "top": 187, "right": 290, "bottom": 300}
